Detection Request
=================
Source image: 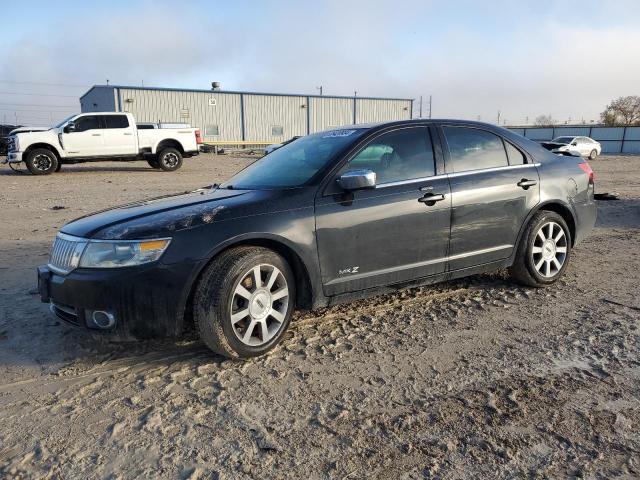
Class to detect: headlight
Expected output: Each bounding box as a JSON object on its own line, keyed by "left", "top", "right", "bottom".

{"left": 79, "top": 238, "right": 171, "bottom": 268}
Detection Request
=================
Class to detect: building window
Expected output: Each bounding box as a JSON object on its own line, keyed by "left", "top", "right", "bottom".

{"left": 205, "top": 125, "right": 219, "bottom": 136}
{"left": 272, "top": 125, "right": 284, "bottom": 136}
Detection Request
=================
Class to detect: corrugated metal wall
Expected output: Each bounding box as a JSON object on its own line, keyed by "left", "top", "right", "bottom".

{"left": 81, "top": 86, "right": 413, "bottom": 143}
{"left": 508, "top": 125, "right": 640, "bottom": 153}
{"left": 355, "top": 99, "right": 412, "bottom": 123}
{"left": 117, "top": 88, "right": 243, "bottom": 141}
{"left": 243, "top": 94, "right": 307, "bottom": 141}
{"left": 310, "top": 97, "right": 354, "bottom": 132}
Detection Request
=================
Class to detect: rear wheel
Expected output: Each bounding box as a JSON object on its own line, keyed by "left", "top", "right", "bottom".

{"left": 589, "top": 149, "right": 597, "bottom": 160}
{"left": 509, "top": 211, "right": 572, "bottom": 287}
{"left": 25, "top": 148, "right": 58, "bottom": 175}
{"left": 157, "top": 148, "right": 183, "bottom": 171}
{"left": 194, "top": 247, "right": 295, "bottom": 359}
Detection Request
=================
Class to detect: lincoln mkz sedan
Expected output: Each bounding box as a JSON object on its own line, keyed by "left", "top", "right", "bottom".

{"left": 38, "top": 120, "right": 596, "bottom": 358}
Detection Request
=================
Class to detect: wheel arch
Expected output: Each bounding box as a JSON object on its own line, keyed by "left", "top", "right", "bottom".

{"left": 516, "top": 200, "right": 577, "bottom": 251}
{"left": 155, "top": 139, "right": 184, "bottom": 154}
{"left": 24, "top": 143, "right": 61, "bottom": 160}
{"left": 181, "top": 234, "right": 316, "bottom": 333}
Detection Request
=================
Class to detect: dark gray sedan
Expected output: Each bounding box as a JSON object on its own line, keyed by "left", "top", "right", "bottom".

{"left": 39, "top": 120, "right": 596, "bottom": 358}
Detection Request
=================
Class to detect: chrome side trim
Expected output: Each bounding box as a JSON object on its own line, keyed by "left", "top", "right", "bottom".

{"left": 373, "top": 163, "right": 540, "bottom": 189}
{"left": 326, "top": 244, "right": 513, "bottom": 286}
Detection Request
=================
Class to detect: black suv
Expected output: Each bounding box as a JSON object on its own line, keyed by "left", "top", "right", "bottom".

{"left": 38, "top": 120, "right": 596, "bottom": 358}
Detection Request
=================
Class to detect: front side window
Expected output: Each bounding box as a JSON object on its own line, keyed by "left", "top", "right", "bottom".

{"left": 552, "top": 137, "right": 574, "bottom": 145}
{"left": 343, "top": 127, "right": 435, "bottom": 184}
{"left": 223, "top": 129, "right": 367, "bottom": 189}
{"left": 443, "top": 126, "right": 508, "bottom": 172}
{"left": 74, "top": 115, "right": 102, "bottom": 132}
{"left": 103, "top": 115, "right": 129, "bottom": 129}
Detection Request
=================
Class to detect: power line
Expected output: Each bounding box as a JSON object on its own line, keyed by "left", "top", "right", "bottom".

{"left": 0, "top": 80, "right": 90, "bottom": 88}
{"left": 0, "top": 91, "right": 79, "bottom": 98}
{"left": 0, "top": 102, "right": 77, "bottom": 109}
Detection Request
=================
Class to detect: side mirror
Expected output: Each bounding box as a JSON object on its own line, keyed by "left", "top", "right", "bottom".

{"left": 337, "top": 169, "right": 376, "bottom": 190}
{"left": 64, "top": 122, "right": 76, "bottom": 133}
{"left": 570, "top": 141, "right": 577, "bottom": 146}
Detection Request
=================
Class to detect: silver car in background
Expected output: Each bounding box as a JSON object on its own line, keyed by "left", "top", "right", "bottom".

{"left": 541, "top": 136, "right": 602, "bottom": 159}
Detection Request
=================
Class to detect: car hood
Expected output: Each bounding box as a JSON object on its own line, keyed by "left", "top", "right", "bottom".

{"left": 9, "top": 126, "right": 49, "bottom": 134}
{"left": 540, "top": 141, "right": 568, "bottom": 151}
{"left": 61, "top": 187, "right": 255, "bottom": 239}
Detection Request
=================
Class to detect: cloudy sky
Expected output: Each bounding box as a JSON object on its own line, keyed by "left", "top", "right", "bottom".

{"left": 1, "top": 0, "right": 639, "bottom": 126}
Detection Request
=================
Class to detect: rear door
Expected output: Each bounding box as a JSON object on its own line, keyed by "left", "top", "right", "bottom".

{"left": 101, "top": 114, "right": 137, "bottom": 156}
{"left": 315, "top": 126, "right": 451, "bottom": 295}
{"left": 440, "top": 125, "right": 540, "bottom": 271}
{"left": 61, "top": 115, "right": 104, "bottom": 157}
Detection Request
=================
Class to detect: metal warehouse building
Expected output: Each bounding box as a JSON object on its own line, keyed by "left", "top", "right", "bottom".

{"left": 80, "top": 85, "right": 413, "bottom": 145}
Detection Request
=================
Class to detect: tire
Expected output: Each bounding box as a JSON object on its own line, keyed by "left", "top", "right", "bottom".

{"left": 147, "top": 158, "right": 160, "bottom": 169}
{"left": 55, "top": 161, "right": 62, "bottom": 172}
{"left": 194, "top": 246, "right": 296, "bottom": 359}
{"left": 589, "top": 149, "right": 597, "bottom": 160}
{"left": 25, "top": 148, "right": 58, "bottom": 175}
{"left": 509, "top": 211, "right": 572, "bottom": 288}
{"left": 157, "top": 148, "right": 183, "bottom": 171}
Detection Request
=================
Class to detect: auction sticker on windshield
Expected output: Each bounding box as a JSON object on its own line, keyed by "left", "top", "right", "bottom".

{"left": 323, "top": 129, "right": 357, "bottom": 138}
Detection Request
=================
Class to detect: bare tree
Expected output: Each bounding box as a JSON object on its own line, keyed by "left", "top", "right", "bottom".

{"left": 600, "top": 96, "right": 640, "bottom": 126}
{"left": 534, "top": 115, "right": 556, "bottom": 126}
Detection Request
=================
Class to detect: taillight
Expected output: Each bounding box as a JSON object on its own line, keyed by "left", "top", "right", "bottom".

{"left": 195, "top": 129, "right": 202, "bottom": 144}
{"left": 578, "top": 161, "right": 594, "bottom": 184}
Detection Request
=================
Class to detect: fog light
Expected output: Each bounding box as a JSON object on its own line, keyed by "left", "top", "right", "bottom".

{"left": 86, "top": 310, "right": 116, "bottom": 329}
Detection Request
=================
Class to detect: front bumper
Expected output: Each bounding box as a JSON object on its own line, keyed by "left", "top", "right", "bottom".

{"left": 37, "top": 260, "right": 202, "bottom": 338}
{"left": 5, "top": 151, "right": 22, "bottom": 163}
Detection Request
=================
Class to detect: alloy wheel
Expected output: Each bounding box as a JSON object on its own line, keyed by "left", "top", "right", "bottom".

{"left": 532, "top": 221, "right": 568, "bottom": 278}
{"left": 230, "top": 264, "right": 289, "bottom": 346}
{"left": 34, "top": 154, "right": 53, "bottom": 171}
{"left": 162, "top": 152, "right": 179, "bottom": 168}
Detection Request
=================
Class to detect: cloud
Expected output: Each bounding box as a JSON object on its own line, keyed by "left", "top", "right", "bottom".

{"left": 1, "top": 0, "right": 639, "bottom": 125}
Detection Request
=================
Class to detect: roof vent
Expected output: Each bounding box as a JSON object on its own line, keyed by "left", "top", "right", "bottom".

{"left": 211, "top": 82, "right": 221, "bottom": 91}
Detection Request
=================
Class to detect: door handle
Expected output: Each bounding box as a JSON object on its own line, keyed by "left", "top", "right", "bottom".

{"left": 123, "top": 132, "right": 133, "bottom": 136}
{"left": 418, "top": 193, "right": 445, "bottom": 205}
{"left": 91, "top": 133, "right": 102, "bottom": 136}
{"left": 517, "top": 178, "right": 537, "bottom": 189}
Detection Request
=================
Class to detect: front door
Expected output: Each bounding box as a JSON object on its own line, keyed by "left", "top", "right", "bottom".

{"left": 440, "top": 125, "right": 540, "bottom": 271}
{"left": 315, "top": 126, "right": 451, "bottom": 296}
{"left": 61, "top": 114, "right": 104, "bottom": 157}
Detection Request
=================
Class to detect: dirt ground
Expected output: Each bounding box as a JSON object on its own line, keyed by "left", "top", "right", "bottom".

{"left": 0, "top": 153, "right": 638, "bottom": 479}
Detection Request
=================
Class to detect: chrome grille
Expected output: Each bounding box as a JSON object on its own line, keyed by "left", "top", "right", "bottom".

{"left": 48, "top": 234, "right": 86, "bottom": 274}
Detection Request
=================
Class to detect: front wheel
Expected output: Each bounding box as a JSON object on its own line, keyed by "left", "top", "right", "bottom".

{"left": 157, "top": 148, "right": 183, "bottom": 171}
{"left": 147, "top": 158, "right": 160, "bottom": 169}
{"left": 25, "top": 148, "right": 59, "bottom": 175}
{"left": 194, "top": 247, "right": 295, "bottom": 359}
{"left": 509, "top": 211, "right": 572, "bottom": 287}
{"left": 589, "top": 149, "right": 598, "bottom": 160}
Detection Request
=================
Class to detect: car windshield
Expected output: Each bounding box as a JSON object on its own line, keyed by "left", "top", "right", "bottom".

{"left": 552, "top": 137, "right": 574, "bottom": 144}
{"left": 222, "top": 129, "right": 367, "bottom": 189}
{"left": 54, "top": 115, "right": 77, "bottom": 129}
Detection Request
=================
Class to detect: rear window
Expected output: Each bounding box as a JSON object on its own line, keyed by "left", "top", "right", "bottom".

{"left": 443, "top": 126, "right": 509, "bottom": 172}
{"left": 104, "top": 115, "right": 129, "bottom": 129}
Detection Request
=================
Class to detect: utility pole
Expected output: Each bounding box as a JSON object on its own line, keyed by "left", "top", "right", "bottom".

{"left": 497, "top": 110, "right": 501, "bottom": 125}
{"left": 106, "top": 79, "right": 109, "bottom": 86}
{"left": 419, "top": 96, "right": 423, "bottom": 118}
{"left": 316, "top": 86, "right": 323, "bottom": 96}
{"left": 428, "top": 95, "right": 432, "bottom": 119}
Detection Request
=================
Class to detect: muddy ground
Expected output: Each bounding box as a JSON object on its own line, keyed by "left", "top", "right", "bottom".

{"left": 0, "top": 154, "right": 638, "bottom": 479}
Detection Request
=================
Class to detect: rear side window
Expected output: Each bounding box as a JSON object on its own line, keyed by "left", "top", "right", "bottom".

{"left": 443, "top": 127, "right": 508, "bottom": 172}
{"left": 104, "top": 115, "right": 129, "bottom": 129}
{"left": 74, "top": 115, "right": 102, "bottom": 132}
{"left": 344, "top": 127, "right": 435, "bottom": 183}
{"left": 504, "top": 141, "right": 526, "bottom": 165}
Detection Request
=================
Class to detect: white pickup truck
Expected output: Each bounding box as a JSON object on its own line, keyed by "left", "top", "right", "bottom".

{"left": 3, "top": 112, "right": 201, "bottom": 174}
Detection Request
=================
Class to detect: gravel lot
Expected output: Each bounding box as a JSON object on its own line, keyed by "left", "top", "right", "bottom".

{"left": 0, "top": 154, "right": 638, "bottom": 479}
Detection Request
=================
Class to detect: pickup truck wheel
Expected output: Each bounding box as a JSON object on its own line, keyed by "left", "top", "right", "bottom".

{"left": 25, "top": 148, "right": 58, "bottom": 175}
{"left": 147, "top": 158, "right": 160, "bottom": 169}
{"left": 157, "top": 148, "right": 183, "bottom": 171}
{"left": 194, "top": 246, "right": 295, "bottom": 359}
{"left": 55, "top": 162, "right": 62, "bottom": 172}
